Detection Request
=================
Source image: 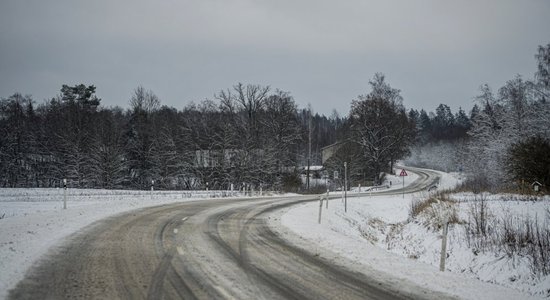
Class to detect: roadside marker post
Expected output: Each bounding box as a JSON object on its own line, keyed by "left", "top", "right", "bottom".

{"left": 63, "top": 178, "right": 67, "bottom": 209}
{"left": 440, "top": 219, "right": 449, "bottom": 272}
{"left": 371, "top": 176, "right": 374, "bottom": 197}
{"left": 318, "top": 196, "right": 323, "bottom": 224}
{"left": 151, "top": 180, "right": 154, "bottom": 199}
{"left": 344, "top": 162, "right": 347, "bottom": 213}
{"left": 326, "top": 189, "right": 329, "bottom": 209}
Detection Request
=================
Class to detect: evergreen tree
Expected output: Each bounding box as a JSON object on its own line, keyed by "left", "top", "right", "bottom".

{"left": 506, "top": 136, "right": 550, "bottom": 189}
{"left": 455, "top": 107, "right": 471, "bottom": 137}
{"left": 46, "top": 84, "right": 101, "bottom": 187}
{"left": 89, "top": 108, "right": 128, "bottom": 188}
{"left": 125, "top": 86, "right": 161, "bottom": 189}
{"left": 418, "top": 109, "right": 432, "bottom": 143}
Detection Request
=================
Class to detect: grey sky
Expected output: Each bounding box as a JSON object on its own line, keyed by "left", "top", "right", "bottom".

{"left": 1, "top": 0, "right": 549, "bottom": 115}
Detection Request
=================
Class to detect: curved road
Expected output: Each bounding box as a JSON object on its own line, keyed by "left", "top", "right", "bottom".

{"left": 9, "top": 168, "right": 452, "bottom": 299}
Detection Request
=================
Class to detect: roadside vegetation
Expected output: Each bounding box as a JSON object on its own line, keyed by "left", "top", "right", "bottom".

{"left": 394, "top": 44, "right": 550, "bottom": 294}
{"left": 406, "top": 188, "right": 550, "bottom": 281}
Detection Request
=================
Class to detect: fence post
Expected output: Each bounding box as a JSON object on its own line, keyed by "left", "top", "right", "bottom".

{"left": 344, "top": 162, "right": 347, "bottom": 213}
{"left": 151, "top": 180, "right": 154, "bottom": 199}
{"left": 318, "top": 196, "right": 323, "bottom": 224}
{"left": 440, "top": 221, "right": 449, "bottom": 271}
{"left": 63, "top": 178, "right": 67, "bottom": 209}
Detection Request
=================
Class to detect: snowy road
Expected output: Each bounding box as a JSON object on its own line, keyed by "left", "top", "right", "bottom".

{"left": 9, "top": 168, "right": 447, "bottom": 299}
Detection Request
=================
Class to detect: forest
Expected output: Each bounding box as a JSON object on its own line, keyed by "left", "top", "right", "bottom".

{"left": 0, "top": 83, "right": 346, "bottom": 190}
{"left": 1, "top": 44, "right": 549, "bottom": 192}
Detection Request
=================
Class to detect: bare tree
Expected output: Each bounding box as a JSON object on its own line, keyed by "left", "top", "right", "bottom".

{"left": 498, "top": 75, "right": 533, "bottom": 137}
{"left": 534, "top": 43, "right": 550, "bottom": 99}
{"left": 215, "top": 83, "right": 271, "bottom": 186}
{"left": 262, "top": 90, "right": 302, "bottom": 184}
{"left": 349, "top": 74, "right": 413, "bottom": 182}
{"left": 129, "top": 86, "right": 160, "bottom": 114}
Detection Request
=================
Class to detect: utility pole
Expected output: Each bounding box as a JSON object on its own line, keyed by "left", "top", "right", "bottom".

{"left": 307, "top": 105, "right": 312, "bottom": 191}
{"left": 344, "top": 162, "right": 347, "bottom": 213}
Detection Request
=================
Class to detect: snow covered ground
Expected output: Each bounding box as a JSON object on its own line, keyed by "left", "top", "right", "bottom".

{"left": 0, "top": 188, "right": 277, "bottom": 299}
{"left": 276, "top": 169, "right": 548, "bottom": 299}
{"left": 2, "top": 170, "right": 548, "bottom": 299}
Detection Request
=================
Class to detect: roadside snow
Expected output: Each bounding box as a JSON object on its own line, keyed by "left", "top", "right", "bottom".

{"left": 3, "top": 172, "right": 547, "bottom": 299}
{"left": 276, "top": 169, "right": 546, "bottom": 299}
{"left": 0, "top": 189, "right": 282, "bottom": 299}
{"left": 382, "top": 170, "right": 420, "bottom": 191}
{"left": 332, "top": 168, "right": 420, "bottom": 195}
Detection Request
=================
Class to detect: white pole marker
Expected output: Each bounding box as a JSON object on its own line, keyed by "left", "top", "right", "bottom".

{"left": 440, "top": 222, "right": 449, "bottom": 272}
{"left": 63, "top": 178, "right": 67, "bottom": 209}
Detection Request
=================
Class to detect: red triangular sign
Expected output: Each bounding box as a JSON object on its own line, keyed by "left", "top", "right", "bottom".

{"left": 399, "top": 169, "right": 408, "bottom": 176}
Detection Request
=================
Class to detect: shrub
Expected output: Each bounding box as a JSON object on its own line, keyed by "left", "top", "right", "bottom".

{"left": 501, "top": 214, "right": 550, "bottom": 275}
{"left": 462, "top": 194, "right": 550, "bottom": 275}
{"left": 463, "top": 193, "right": 494, "bottom": 252}
{"left": 409, "top": 193, "right": 459, "bottom": 228}
{"left": 301, "top": 185, "right": 329, "bottom": 195}
{"left": 409, "top": 196, "right": 438, "bottom": 218}
{"left": 281, "top": 172, "right": 302, "bottom": 193}
{"left": 454, "top": 176, "right": 492, "bottom": 194}
{"left": 506, "top": 135, "right": 550, "bottom": 193}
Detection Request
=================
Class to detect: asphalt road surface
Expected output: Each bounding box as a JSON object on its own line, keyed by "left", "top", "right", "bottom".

{"left": 9, "top": 168, "right": 454, "bottom": 299}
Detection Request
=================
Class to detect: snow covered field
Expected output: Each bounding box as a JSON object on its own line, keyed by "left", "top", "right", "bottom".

{"left": 276, "top": 169, "right": 549, "bottom": 299}
{"left": 0, "top": 188, "right": 267, "bottom": 299}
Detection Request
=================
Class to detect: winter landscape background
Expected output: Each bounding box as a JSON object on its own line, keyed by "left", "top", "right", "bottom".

{"left": 1, "top": 1, "right": 549, "bottom": 297}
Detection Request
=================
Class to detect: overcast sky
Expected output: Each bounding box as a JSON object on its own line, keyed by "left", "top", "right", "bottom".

{"left": 1, "top": 0, "right": 549, "bottom": 115}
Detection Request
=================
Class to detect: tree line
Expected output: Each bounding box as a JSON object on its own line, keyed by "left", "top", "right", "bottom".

{"left": 406, "top": 43, "right": 550, "bottom": 191}
{"left": 3, "top": 43, "right": 547, "bottom": 192}
{"left": 0, "top": 74, "right": 414, "bottom": 191}
{"left": 0, "top": 84, "right": 345, "bottom": 190}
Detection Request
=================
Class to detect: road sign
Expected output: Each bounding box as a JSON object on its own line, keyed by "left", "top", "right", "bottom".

{"left": 399, "top": 169, "right": 408, "bottom": 176}
{"left": 334, "top": 171, "right": 339, "bottom": 179}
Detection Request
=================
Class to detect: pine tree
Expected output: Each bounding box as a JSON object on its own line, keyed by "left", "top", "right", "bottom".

{"left": 507, "top": 136, "right": 550, "bottom": 189}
